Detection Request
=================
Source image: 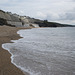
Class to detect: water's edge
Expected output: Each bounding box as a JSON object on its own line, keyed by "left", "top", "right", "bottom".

{"left": 2, "top": 27, "right": 75, "bottom": 75}
{"left": 2, "top": 29, "right": 30, "bottom": 75}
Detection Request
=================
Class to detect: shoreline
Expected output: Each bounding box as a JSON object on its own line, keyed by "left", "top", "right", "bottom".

{"left": 0, "top": 26, "right": 31, "bottom": 75}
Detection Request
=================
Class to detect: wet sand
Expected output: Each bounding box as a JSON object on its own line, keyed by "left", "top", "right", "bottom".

{"left": 0, "top": 26, "right": 31, "bottom": 75}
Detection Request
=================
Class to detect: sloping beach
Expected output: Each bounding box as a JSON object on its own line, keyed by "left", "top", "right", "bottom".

{"left": 0, "top": 26, "right": 30, "bottom": 75}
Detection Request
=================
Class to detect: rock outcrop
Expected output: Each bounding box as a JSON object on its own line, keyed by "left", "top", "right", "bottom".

{"left": 0, "top": 10, "right": 75, "bottom": 27}
{"left": 0, "top": 10, "right": 23, "bottom": 27}
{"left": 0, "top": 10, "right": 40, "bottom": 27}
{"left": 20, "top": 16, "right": 39, "bottom": 27}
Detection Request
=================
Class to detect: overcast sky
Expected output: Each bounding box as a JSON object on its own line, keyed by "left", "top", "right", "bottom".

{"left": 0, "top": 0, "right": 75, "bottom": 25}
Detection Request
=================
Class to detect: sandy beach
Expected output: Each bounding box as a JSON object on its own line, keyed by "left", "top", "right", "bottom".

{"left": 0, "top": 26, "right": 31, "bottom": 75}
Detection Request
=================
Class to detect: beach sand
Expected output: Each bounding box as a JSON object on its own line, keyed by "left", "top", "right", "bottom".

{"left": 0, "top": 26, "right": 31, "bottom": 75}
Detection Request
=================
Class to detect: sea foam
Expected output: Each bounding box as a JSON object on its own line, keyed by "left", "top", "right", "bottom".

{"left": 2, "top": 27, "right": 75, "bottom": 75}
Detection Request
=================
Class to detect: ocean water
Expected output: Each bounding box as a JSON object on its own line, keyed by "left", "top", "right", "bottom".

{"left": 2, "top": 27, "right": 75, "bottom": 75}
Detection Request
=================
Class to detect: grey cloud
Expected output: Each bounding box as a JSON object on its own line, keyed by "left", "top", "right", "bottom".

{"left": 59, "top": 8, "right": 75, "bottom": 20}
{"left": 0, "top": 0, "right": 75, "bottom": 24}
{"left": 36, "top": 11, "right": 75, "bottom": 21}
{"left": 72, "top": 0, "right": 75, "bottom": 1}
{"left": 45, "top": 8, "right": 75, "bottom": 21}
{"left": 63, "top": 13, "right": 75, "bottom": 20}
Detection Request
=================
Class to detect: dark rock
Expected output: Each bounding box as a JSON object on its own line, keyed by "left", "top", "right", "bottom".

{"left": 0, "top": 18, "right": 7, "bottom": 25}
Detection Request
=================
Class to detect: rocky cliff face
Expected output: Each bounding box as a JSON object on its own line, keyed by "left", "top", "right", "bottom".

{"left": 0, "top": 10, "right": 23, "bottom": 27}
{"left": 0, "top": 10, "right": 40, "bottom": 27}
{"left": 20, "top": 16, "right": 39, "bottom": 27}
{"left": 0, "top": 10, "right": 74, "bottom": 27}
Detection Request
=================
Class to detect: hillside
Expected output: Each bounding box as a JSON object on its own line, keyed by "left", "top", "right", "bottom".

{"left": 0, "top": 10, "right": 75, "bottom": 27}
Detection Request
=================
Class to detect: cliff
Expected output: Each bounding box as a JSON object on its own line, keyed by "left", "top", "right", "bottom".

{"left": 0, "top": 10, "right": 22, "bottom": 27}
{"left": 20, "top": 16, "right": 39, "bottom": 27}
{"left": 0, "top": 10, "right": 75, "bottom": 27}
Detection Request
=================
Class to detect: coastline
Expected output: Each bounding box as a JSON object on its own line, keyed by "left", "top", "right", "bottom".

{"left": 0, "top": 26, "right": 31, "bottom": 75}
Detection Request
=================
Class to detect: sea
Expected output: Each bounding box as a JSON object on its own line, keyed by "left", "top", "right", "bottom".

{"left": 2, "top": 27, "right": 75, "bottom": 75}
